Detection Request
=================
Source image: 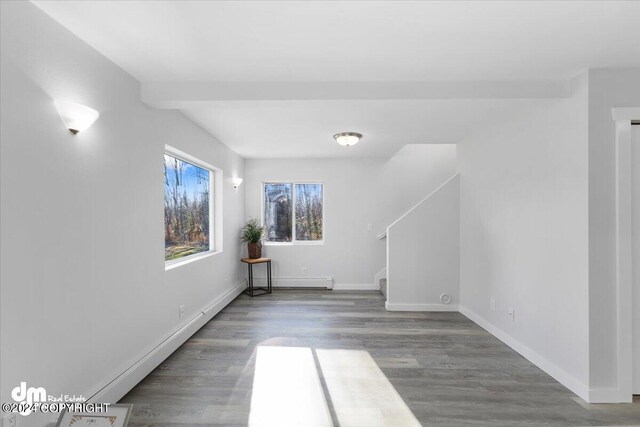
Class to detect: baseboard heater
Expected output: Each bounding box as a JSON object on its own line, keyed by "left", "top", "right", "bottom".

{"left": 251, "top": 277, "right": 333, "bottom": 289}
{"left": 86, "top": 280, "right": 246, "bottom": 405}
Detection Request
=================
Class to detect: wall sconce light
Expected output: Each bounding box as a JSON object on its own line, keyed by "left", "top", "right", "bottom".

{"left": 232, "top": 177, "right": 243, "bottom": 188}
{"left": 54, "top": 100, "right": 100, "bottom": 135}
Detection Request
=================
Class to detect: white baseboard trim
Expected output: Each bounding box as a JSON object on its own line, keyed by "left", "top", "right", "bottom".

{"left": 458, "top": 304, "right": 591, "bottom": 402}
{"left": 251, "top": 278, "right": 380, "bottom": 291}
{"left": 588, "top": 387, "right": 631, "bottom": 403}
{"left": 202, "top": 280, "right": 247, "bottom": 320}
{"left": 333, "top": 283, "right": 380, "bottom": 291}
{"left": 252, "top": 277, "right": 333, "bottom": 289}
{"left": 385, "top": 302, "right": 459, "bottom": 311}
{"left": 89, "top": 280, "right": 246, "bottom": 404}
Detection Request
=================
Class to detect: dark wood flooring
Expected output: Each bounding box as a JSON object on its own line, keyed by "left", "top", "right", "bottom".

{"left": 120, "top": 290, "right": 640, "bottom": 426}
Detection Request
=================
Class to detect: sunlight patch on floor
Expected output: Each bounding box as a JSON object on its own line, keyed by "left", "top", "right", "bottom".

{"left": 316, "top": 349, "right": 422, "bottom": 427}
{"left": 249, "top": 346, "right": 333, "bottom": 427}
{"left": 249, "top": 346, "right": 421, "bottom": 427}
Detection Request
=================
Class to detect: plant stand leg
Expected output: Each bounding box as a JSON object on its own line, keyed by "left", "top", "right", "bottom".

{"left": 245, "top": 263, "right": 254, "bottom": 296}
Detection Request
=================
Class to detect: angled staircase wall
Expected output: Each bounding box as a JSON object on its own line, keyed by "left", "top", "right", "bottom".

{"left": 384, "top": 174, "right": 460, "bottom": 311}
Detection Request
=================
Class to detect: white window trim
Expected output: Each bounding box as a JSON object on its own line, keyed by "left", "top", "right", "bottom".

{"left": 164, "top": 145, "right": 224, "bottom": 269}
{"left": 262, "top": 180, "right": 325, "bottom": 245}
{"left": 165, "top": 250, "right": 220, "bottom": 271}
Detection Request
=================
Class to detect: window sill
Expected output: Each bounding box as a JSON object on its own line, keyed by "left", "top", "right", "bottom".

{"left": 264, "top": 241, "right": 324, "bottom": 246}
{"left": 165, "top": 250, "right": 222, "bottom": 271}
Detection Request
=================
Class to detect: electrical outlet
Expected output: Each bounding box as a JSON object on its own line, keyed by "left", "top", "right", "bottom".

{"left": 508, "top": 307, "right": 515, "bottom": 321}
{"left": 2, "top": 413, "right": 17, "bottom": 427}
{"left": 367, "top": 223, "right": 373, "bottom": 231}
{"left": 301, "top": 266, "right": 307, "bottom": 274}
{"left": 178, "top": 305, "right": 185, "bottom": 321}
{"left": 490, "top": 298, "right": 496, "bottom": 311}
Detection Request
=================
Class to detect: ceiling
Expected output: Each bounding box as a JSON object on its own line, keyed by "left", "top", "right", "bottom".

{"left": 33, "top": 1, "right": 640, "bottom": 158}
{"left": 31, "top": 1, "right": 640, "bottom": 82}
{"left": 181, "top": 99, "right": 547, "bottom": 158}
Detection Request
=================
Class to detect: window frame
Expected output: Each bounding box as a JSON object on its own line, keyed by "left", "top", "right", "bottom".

{"left": 164, "top": 145, "right": 224, "bottom": 270}
{"left": 261, "top": 180, "right": 325, "bottom": 246}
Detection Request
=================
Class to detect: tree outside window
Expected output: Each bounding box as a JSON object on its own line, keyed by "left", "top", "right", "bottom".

{"left": 164, "top": 154, "right": 211, "bottom": 260}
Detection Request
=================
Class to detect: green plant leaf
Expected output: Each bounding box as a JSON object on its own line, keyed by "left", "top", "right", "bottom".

{"left": 240, "top": 217, "right": 265, "bottom": 244}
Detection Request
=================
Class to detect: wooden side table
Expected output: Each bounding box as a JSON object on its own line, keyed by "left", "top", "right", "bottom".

{"left": 241, "top": 257, "right": 272, "bottom": 297}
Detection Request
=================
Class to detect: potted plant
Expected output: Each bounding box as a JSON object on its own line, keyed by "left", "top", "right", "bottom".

{"left": 241, "top": 218, "right": 265, "bottom": 259}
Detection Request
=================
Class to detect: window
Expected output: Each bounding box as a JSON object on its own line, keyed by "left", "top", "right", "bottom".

{"left": 164, "top": 152, "right": 212, "bottom": 262}
{"left": 264, "top": 183, "right": 292, "bottom": 242}
{"left": 263, "top": 182, "right": 323, "bottom": 244}
{"left": 295, "top": 183, "right": 323, "bottom": 241}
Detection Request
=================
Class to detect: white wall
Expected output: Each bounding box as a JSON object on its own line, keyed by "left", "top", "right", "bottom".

{"left": 458, "top": 73, "right": 590, "bottom": 399}
{"left": 587, "top": 69, "right": 640, "bottom": 392}
{"left": 376, "top": 144, "right": 459, "bottom": 236}
{"left": 245, "top": 158, "right": 384, "bottom": 287}
{"left": 386, "top": 175, "right": 460, "bottom": 311}
{"left": 0, "top": 3, "right": 245, "bottom": 426}
{"left": 244, "top": 145, "right": 457, "bottom": 287}
{"left": 632, "top": 125, "right": 640, "bottom": 394}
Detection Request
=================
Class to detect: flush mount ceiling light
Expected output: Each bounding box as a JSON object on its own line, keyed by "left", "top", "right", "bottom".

{"left": 333, "top": 132, "right": 362, "bottom": 147}
{"left": 54, "top": 100, "right": 100, "bottom": 134}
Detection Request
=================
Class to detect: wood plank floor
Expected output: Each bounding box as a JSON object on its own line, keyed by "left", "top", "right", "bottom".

{"left": 120, "top": 290, "right": 640, "bottom": 426}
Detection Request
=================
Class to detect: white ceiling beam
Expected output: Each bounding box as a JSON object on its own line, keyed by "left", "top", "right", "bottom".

{"left": 141, "top": 80, "right": 570, "bottom": 108}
